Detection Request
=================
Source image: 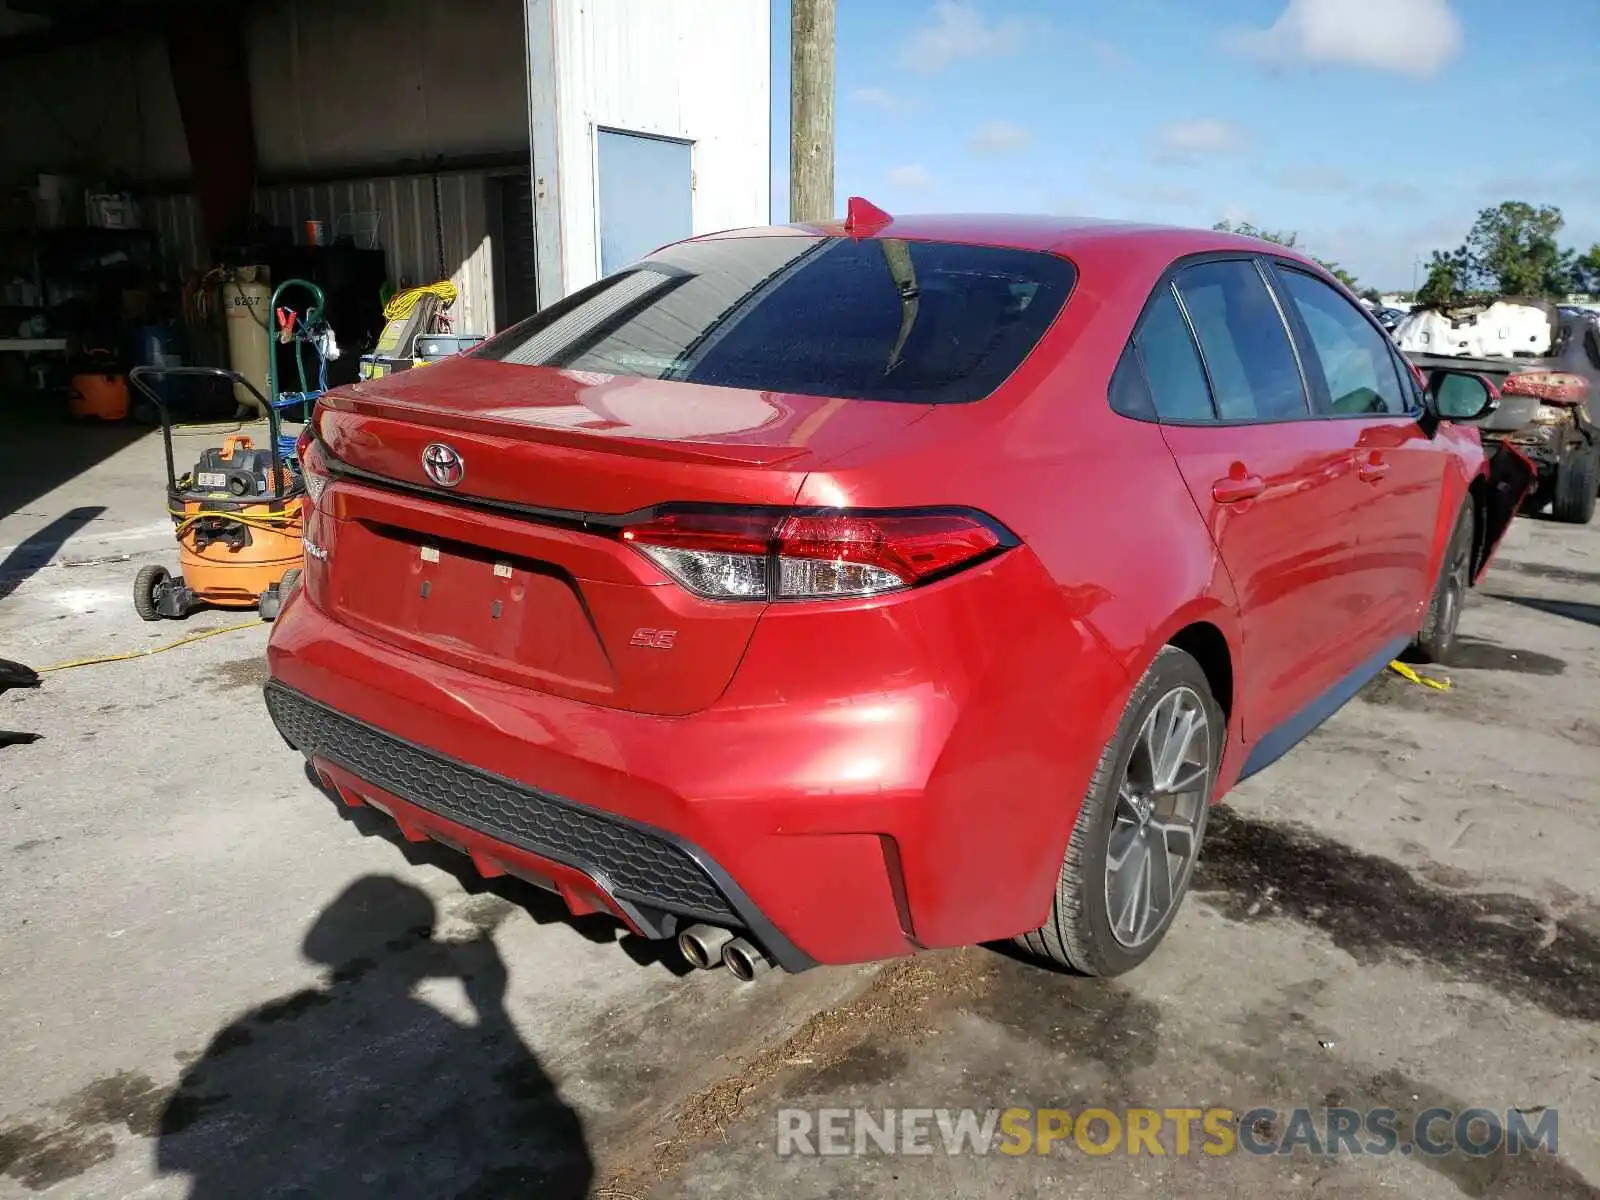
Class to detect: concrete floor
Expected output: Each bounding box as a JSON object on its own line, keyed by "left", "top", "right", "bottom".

{"left": 2, "top": 420, "right": 1598, "bottom": 1199}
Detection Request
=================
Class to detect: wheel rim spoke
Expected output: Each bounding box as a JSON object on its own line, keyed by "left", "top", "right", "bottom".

{"left": 1104, "top": 684, "right": 1212, "bottom": 950}
{"left": 1111, "top": 837, "right": 1150, "bottom": 940}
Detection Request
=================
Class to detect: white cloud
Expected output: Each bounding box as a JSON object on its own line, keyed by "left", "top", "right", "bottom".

{"left": 899, "top": 2, "right": 1039, "bottom": 73}
{"left": 967, "top": 120, "right": 1032, "bottom": 155}
{"left": 1227, "top": 0, "right": 1463, "bottom": 78}
{"left": 887, "top": 164, "right": 934, "bottom": 191}
{"left": 1217, "top": 203, "right": 1254, "bottom": 227}
{"left": 850, "top": 86, "right": 918, "bottom": 115}
{"left": 1152, "top": 118, "right": 1247, "bottom": 162}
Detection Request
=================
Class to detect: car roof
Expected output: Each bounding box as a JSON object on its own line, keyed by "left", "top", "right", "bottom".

{"left": 695, "top": 210, "right": 1325, "bottom": 279}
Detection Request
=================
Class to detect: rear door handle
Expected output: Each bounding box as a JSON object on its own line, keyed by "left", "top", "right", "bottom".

{"left": 1357, "top": 455, "right": 1390, "bottom": 483}
{"left": 1212, "top": 473, "right": 1266, "bottom": 503}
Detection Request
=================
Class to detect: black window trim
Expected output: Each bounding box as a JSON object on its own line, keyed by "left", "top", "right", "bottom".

{"left": 1127, "top": 280, "right": 1220, "bottom": 421}
{"left": 1111, "top": 251, "right": 1316, "bottom": 427}
{"left": 1107, "top": 249, "right": 1429, "bottom": 428}
{"left": 1265, "top": 259, "right": 1419, "bottom": 421}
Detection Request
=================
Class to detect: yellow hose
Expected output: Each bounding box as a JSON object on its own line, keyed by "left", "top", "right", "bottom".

{"left": 38, "top": 618, "right": 263, "bottom": 674}
{"left": 383, "top": 281, "right": 457, "bottom": 321}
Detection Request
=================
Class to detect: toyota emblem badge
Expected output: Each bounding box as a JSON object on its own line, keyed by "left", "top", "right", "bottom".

{"left": 421, "top": 442, "right": 465, "bottom": 488}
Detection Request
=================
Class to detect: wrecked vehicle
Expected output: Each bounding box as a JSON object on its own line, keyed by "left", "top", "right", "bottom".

{"left": 1396, "top": 298, "right": 1599, "bottom": 523}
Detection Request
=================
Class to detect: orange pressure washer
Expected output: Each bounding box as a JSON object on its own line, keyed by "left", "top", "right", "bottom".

{"left": 127, "top": 365, "right": 305, "bottom": 622}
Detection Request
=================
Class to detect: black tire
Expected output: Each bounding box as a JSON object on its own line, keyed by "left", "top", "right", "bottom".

{"left": 1551, "top": 447, "right": 1598, "bottom": 524}
{"left": 134, "top": 564, "right": 169, "bottom": 622}
{"left": 1411, "top": 503, "right": 1474, "bottom": 664}
{"left": 278, "top": 567, "right": 302, "bottom": 596}
{"left": 1016, "top": 646, "right": 1222, "bottom": 977}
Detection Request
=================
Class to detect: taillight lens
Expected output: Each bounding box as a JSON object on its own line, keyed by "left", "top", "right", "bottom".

{"left": 298, "top": 434, "right": 330, "bottom": 507}
{"left": 1501, "top": 371, "right": 1589, "bottom": 403}
{"left": 621, "top": 508, "right": 1010, "bottom": 601}
{"left": 622, "top": 511, "right": 775, "bottom": 599}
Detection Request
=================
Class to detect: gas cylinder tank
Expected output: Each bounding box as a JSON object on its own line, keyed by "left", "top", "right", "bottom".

{"left": 221, "top": 268, "right": 271, "bottom": 416}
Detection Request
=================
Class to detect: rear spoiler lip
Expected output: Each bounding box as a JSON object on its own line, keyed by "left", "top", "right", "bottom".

{"left": 319, "top": 388, "right": 814, "bottom": 469}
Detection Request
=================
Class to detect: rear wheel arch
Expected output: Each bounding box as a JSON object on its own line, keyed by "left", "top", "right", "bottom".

{"left": 1166, "top": 621, "right": 1233, "bottom": 723}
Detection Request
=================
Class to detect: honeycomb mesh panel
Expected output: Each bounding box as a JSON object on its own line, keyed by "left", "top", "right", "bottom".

{"left": 265, "top": 684, "right": 733, "bottom": 919}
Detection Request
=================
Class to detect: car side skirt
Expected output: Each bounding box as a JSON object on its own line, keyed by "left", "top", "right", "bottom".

{"left": 1238, "top": 635, "right": 1410, "bottom": 781}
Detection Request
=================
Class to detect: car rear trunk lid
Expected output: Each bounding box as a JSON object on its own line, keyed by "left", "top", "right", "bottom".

{"left": 309, "top": 356, "right": 929, "bottom": 715}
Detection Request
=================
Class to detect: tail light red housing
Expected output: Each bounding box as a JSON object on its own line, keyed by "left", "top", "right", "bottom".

{"left": 1501, "top": 371, "right": 1589, "bottom": 404}
{"left": 620, "top": 507, "right": 1014, "bottom": 601}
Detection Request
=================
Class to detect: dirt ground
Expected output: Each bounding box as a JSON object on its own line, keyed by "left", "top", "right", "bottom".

{"left": 2, "top": 420, "right": 1597, "bottom": 1199}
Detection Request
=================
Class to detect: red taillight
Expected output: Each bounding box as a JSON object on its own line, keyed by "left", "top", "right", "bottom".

{"left": 621, "top": 510, "right": 777, "bottom": 599}
{"left": 1501, "top": 371, "right": 1589, "bottom": 404}
{"left": 298, "top": 435, "right": 330, "bottom": 508}
{"left": 620, "top": 508, "right": 1009, "bottom": 600}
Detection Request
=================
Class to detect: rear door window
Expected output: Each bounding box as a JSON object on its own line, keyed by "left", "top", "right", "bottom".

{"left": 474, "top": 235, "right": 1077, "bottom": 404}
{"left": 1135, "top": 284, "right": 1215, "bottom": 421}
{"left": 1273, "top": 267, "right": 1406, "bottom": 416}
{"left": 1174, "top": 260, "right": 1309, "bottom": 421}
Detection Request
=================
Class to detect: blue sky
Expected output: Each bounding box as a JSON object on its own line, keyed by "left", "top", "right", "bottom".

{"left": 769, "top": 0, "right": 1600, "bottom": 291}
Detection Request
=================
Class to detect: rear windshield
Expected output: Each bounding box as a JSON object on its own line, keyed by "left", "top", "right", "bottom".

{"left": 472, "top": 235, "right": 1076, "bottom": 404}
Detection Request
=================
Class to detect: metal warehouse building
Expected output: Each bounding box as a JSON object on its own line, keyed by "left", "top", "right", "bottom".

{"left": 0, "top": 0, "right": 771, "bottom": 370}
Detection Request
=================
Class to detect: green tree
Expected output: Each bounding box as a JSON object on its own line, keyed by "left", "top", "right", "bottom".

{"left": 1574, "top": 243, "right": 1600, "bottom": 295}
{"left": 1416, "top": 249, "right": 1466, "bottom": 308}
{"left": 1212, "top": 220, "right": 1360, "bottom": 292}
{"left": 1437, "top": 202, "right": 1575, "bottom": 298}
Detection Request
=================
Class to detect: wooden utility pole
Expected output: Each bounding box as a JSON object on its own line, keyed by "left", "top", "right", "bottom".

{"left": 789, "top": 0, "right": 835, "bottom": 224}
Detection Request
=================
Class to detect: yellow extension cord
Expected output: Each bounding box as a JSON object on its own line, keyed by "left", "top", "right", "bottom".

{"left": 1387, "top": 660, "right": 1451, "bottom": 691}
{"left": 168, "top": 506, "right": 300, "bottom": 540}
{"left": 38, "top": 618, "right": 263, "bottom": 674}
{"left": 383, "top": 281, "right": 458, "bottom": 321}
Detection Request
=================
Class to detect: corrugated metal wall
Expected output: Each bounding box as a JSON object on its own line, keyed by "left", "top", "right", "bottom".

{"left": 144, "top": 168, "right": 512, "bottom": 334}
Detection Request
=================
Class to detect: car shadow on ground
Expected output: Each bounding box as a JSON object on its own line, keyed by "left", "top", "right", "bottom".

{"left": 154, "top": 875, "right": 595, "bottom": 1198}
{"left": 1485, "top": 592, "right": 1600, "bottom": 631}
{"left": 304, "top": 763, "right": 696, "bottom": 977}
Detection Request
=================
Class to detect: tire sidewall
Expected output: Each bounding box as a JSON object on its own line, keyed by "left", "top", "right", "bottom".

{"left": 1067, "top": 648, "right": 1222, "bottom": 976}
{"left": 1418, "top": 504, "right": 1474, "bottom": 661}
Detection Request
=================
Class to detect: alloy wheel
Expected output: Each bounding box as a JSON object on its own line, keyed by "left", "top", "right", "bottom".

{"left": 1103, "top": 686, "right": 1211, "bottom": 948}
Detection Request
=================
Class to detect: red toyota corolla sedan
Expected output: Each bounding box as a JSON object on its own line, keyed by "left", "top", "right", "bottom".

{"left": 266, "top": 202, "right": 1528, "bottom": 981}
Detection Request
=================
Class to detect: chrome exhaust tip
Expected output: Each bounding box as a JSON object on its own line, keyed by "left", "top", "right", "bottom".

{"left": 677, "top": 923, "right": 735, "bottom": 970}
{"left": 721, "top": 936, "right": 774, "bottom": 982}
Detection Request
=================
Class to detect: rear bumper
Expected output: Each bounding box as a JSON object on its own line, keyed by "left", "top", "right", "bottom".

{"left": 264, "top": 552, "right": 1128, "bottom": 967}
{"left": 265, "top": 680, "right": 817, "bottom": 971}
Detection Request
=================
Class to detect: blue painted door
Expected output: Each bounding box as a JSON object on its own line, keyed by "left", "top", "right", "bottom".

{"left": 597, "top": 130, "right": 693, "bottom": 277}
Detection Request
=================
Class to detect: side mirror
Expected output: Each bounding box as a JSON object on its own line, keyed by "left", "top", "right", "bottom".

{"left": 1425, "top": 369, "right": 1500, "bottom": 422}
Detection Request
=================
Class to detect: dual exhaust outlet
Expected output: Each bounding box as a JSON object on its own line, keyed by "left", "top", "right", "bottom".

{"left": 677, "top": 924, "right": 774, "bottom": 981}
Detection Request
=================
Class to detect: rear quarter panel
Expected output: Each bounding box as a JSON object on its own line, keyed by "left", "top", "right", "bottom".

{"left": 790, "top": 237, "right": 1253, "bottom": 938}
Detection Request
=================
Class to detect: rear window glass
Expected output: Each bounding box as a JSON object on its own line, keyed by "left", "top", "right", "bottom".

{"left": 473, "top": 235, "right": 1076, "bottom": 404}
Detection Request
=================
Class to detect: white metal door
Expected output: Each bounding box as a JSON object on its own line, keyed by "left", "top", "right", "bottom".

{"left": 596, "top": 130, "right": 693, "bottom": 277}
